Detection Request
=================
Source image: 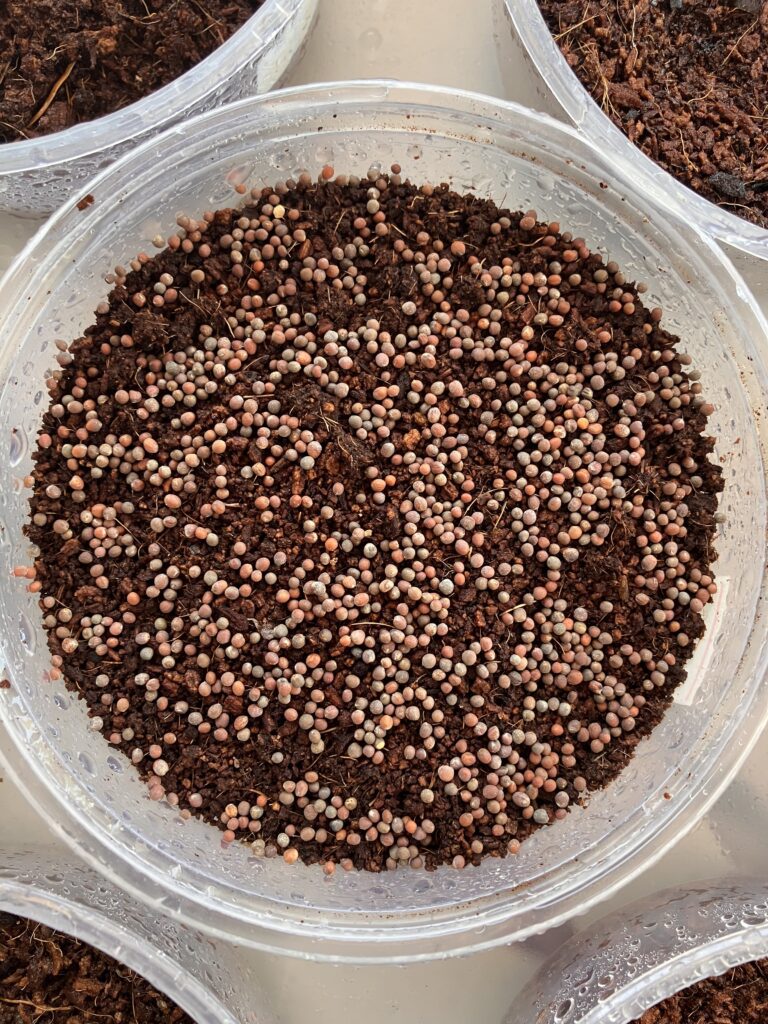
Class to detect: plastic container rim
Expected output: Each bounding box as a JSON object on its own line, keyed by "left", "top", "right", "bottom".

{"left": 605, "top": 925, "right": 768, "bottom": 1024}
{"left": 513, "top": 879, "right": 768, "bottom": 1024}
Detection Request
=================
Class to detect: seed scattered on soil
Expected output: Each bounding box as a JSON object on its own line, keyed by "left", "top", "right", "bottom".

{"left": 26, "top": 169, "right": 722, "bottom": 872}
{"left": 538, "top": 0, "right": 768, "bottom": 228}
{"left": 0, "top": 912, "right": 193, "bottom": 1024}
{"left": 0, "top": 0, "right": 263, "bottom": 143}
{"left": 632, "top": 955, "right": 768, "bottom": 1023}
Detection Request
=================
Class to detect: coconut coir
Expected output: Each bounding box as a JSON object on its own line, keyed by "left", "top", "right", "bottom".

{"left": 0, "top": 912, "right": 193, "bottom": 1024}
{"left": 538, "top": 0, "right": 768, "bottom": 228}
{"left": 633, "top": 956, "right": 768, "bottom": 1023}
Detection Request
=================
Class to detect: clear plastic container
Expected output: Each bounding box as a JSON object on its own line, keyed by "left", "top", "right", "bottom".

{"left": 500, "top": 0, "right": 768, "bottom": 263}
{"left": 0, "top": 81, "right": 767, "bottom": 963}
{"left": 505, "top": 880, "right": 768, "bottom": 1023}
{"left": 0, "top": 0, "right": 318, "bottom": 217}
{"left": 0, "top": 845, "right": 274, "bottom": 1024}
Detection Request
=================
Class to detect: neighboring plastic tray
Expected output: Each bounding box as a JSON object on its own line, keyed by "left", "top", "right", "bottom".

{"left": 506, "top": 880, "right": 768, "bottom": 1024}
{"left": 0, "top": 0, "right": 318, "bottom": 216}
{"left": 0, "top": 845, "right": 275, "bottom": 1024}
{"left": 500, "top": 0, "right": 768, "bottom": 263}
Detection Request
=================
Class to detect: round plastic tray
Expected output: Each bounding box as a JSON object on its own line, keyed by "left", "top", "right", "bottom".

{"left": 0, "top": 845, "right": 273, "bottom": 1024}
{"left": 1, "top": 81, "right": 767, "bottom": 962}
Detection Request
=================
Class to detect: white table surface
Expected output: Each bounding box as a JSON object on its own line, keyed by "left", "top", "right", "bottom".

{"left": 1, "top": 2, "right": 766, "bottom": 1022}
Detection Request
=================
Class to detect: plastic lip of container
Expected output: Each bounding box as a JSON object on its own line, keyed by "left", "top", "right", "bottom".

{"left": 501, "top": 0, "right": 768, "bottom": 263}
{"left": 0, "top": 0, "right": 318, "bottom": 217}
{"left": 1, "top": 80, "right": 767, "bottom": 964}
{"left": 0, "top": 846, "right": 270, "bottom": 1024}
{"left": 505, "top": 880, "right": 768, "bottom": 1024}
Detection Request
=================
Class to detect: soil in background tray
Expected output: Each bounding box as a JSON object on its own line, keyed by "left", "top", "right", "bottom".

{"left": 0, "top": 0, "right": 262, "bottom": 144}
{"left": 25, "top": 170, "right": 722, "bottom": 873}
{"left": 0, "top": 911, "right": 194, "bottom": 1024}
{"left": 632, "top": 955, "right": 768, "bottom": 1023}
{"left": 538, "top": 0, "right": 768, "bottom": 229}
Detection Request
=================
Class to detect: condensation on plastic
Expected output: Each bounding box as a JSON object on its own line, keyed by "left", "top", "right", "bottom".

{"left": 499, "top": 0, "right": 768, "bottom": 263}
{"left": 0, "top": 846, "right": 275, "bottom": 1024}
{"left": 0, "top": 0, "right": 318, "bottom": 216}
{"left": 0, "top": 82, "right": 767, "bottom": 963}
{"left": 505, "top": 880, "right": 768, "bottom": 1024}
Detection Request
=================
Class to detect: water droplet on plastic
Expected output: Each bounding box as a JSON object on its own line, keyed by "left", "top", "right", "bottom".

{"left": 314, "top": 145, "right": 334, "bottom": 167}
{"left": 225, "top": 165, "right": 250, "bottom": 189}
{"left": 18, "top": 613, "right": 35, "bottom": 653}
{"left": 9, "top": 428, "right": 26, "bottom": 466}
{"left": 554, "top": 999, "right": 574, "bottom": 1022}
{"left": 537, "top": 171, "right": 555, "bottom": 195}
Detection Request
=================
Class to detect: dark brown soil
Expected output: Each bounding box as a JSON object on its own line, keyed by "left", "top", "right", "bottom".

{"left": 538, "top": 0, "right": 768, "bottom": 229}
{"left": 25, "top": 170, "right": 722, "bottom": 872}
{"left": 0, "top": 0, "right": 261, "bottom": 143}
{"left": 633, "top": 956, "right": 768, "bottom": 1023}
{"left": 0, "top": 912, "right": 193, "bottom": 1024}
